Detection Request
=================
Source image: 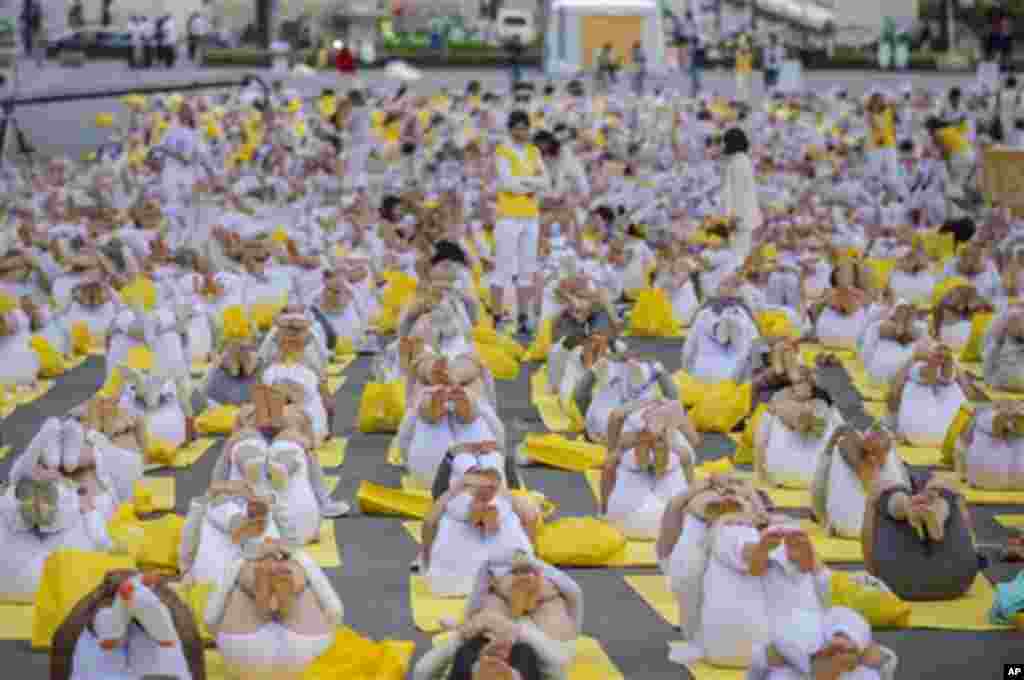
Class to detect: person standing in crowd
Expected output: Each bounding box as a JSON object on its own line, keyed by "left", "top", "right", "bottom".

{"left": 763, "top": 34, "right": 784, "bottom": 95}
{"left": 30, "top": 2, "right": 44, "bottom": 68}
{"left": 735, "top": 33, "right": 753, "bottom": 103}
{"left": 155, "top": 14, "right": 176, "bottom": 68}
{"left": 689, "top": 30, "right": 705, "bottom": 99}
{"left": 20, "top": 0, "right": 40, "bottom": 57}
{"left": 631, "top": 40, "right": 647, "bottom": 96}
{"left": 335, "top": 42, "right": 356, "bottom": 75}
{"left": 186, "top": 9, "right": 209, "bottom": 63}
{"left": 493, "top": 109, "right": 550, "bottom": 335}
{"left": 596, "top": 43, "right": 617, "bottom": 93}
{"left": 507, "top": 35, "right": 525, "bottom": 86}
{"left": 720, "top": 127, "right": 762, "bottom": 259}
{"left": 141, "top": 14, "right": 156, "bottom": 68}
{"left": 866, "top": 92, "right": 900, "bottom": 189}
{"left": 67, "top": 0, "right": 84, "bottom": 30}
{"left": 988, "top": 13, "right": 1015, "bottom": 71}
{"left": 101, "top": 0, "right": 113, "bottom": 27}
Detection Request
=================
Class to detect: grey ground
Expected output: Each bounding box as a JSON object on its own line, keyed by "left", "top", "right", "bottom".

{"left": 0, "top": 339, "right": 1021, "bottom": 679}
{"left": 0, "top": 64, "right": 1020, "bottom": 678}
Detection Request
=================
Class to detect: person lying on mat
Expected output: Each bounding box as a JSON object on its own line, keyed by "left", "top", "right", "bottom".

{"left": 656, "top": 476, "right": 831, "bottom": 668}
{"left": 746, "top": 607, "right": 898, "bottom": 680}
{"left": 204, "top": 538, "right": 343, "bottom": 680}
{"left": 420, "top": 468, "right": 539, "bottom": 597}
{"left": 862, "top": 471, "right": 982, "bottom": 602}
{"left": 412, "top": 550, "right": 582, "bottom": 680}
{"left": 49, "top": 570, "right": 206, "bottom": 680}
{"left": 600, "top": 400, "right": 698, "bottom": 540}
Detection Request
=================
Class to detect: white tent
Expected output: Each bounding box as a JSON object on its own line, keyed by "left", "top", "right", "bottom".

{"left": 545, "top": 0, "right": 665, "bottom": 76}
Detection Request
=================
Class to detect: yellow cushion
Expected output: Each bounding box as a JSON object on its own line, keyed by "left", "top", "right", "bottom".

{"left": 537, "top": 517, "right": 626, "bottom": 567}
{"left": 629, "top": 288, "right": 683, "bottom": 337}
{"left": 755, "top": 310, "right": 798, "bottom": 340}
{"left": 864, "top": 258, "right": 897, "bottom": 292}
{"left": 961, "top": 312, "right": 994, "bottom": 362}
{"left": 942, "top": 404, "right": 975, "bottom": 467}
{"left": 29, "top": 335, "right": 65, "bottom": 378}
{"left": 356, "top": 480, "right": 433, "bottom": 520}
{"left": 169, "top": 580, "right": 215, "bottom": 643}
{"left": 302, "top": 627, "right": 415, "bottom": 680}
{"left": 32, "top": 549, "right": 136, "bottom": 649}
{"left": 734, "top": 402, "right": 768, "bottom": 465}
{"left": 195, "top": 404, "right": 240, "bottom": 435}
{"left": 357, "top": 380, "right": 406, "bottom": 433}
{"left": 828, "top": 571, "right": 911, "bottom": 628}
{"left": 689, "top": 380, "right": 752, "bottom": 434}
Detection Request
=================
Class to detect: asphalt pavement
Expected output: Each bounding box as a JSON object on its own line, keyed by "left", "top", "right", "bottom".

{"left": 0, "top": 338, "right": 1021, "bottom": 679}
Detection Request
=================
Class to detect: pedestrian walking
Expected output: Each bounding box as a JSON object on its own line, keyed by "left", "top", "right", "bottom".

{"left": 631, "top": 40, "right": 647, "bottom": 96}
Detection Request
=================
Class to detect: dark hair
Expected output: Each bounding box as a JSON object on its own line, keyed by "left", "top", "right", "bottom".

{"left": 898, "top": 140, "right": 915, "bottom": 153}
{"left": 595, "top": 206, "right": 615, "bottom": 223}
{"left": 400, "top": 142, "right": 416, "bottom": 156}
{"left": 939, "top": 217, "right": 976, "bottom": 244}
{"left": 467, "top": 80, "right": 481, "bottom": 94}
{"left": 380, "top": 195, "right": 402, "bottom": 220}
{"left": 507, "top": 110, "right": 531, "bottom": 130}
{"left": 722, "top": 128, "right": 749, "bottom": 155}
{"left": 949, "top": 87, "right": 962, "bottom": 102}
{"left": 1008, "top": 77, "right": 1019, "bottom": 89}
{"left": 432, "top": 240, "right": 468, "bottom": 267}
{"left": 696, "top": 110, "right": 712, "bottom": 121}
{"left": 348, "top": 89, "right": 366, "bottom": 107}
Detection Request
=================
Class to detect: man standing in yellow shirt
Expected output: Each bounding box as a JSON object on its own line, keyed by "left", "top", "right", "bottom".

{"left": 927, "top": 116, "right": 977, "bottom": 216}
{"left": 493, "top": 110, "right": 551, "bottom": 335}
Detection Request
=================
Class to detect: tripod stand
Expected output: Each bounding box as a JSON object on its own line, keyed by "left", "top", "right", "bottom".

{"left": 0, "top": 99, "right": 35, "bottom": 164}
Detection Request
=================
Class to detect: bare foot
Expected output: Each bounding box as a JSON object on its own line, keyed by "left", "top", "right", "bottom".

{"left": 784, "top": 531, "right": 817, "bottom": 573}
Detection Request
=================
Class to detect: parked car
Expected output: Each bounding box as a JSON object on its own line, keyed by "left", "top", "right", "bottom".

{"left": 496, "top": 9, "right": 535, "bottom": 46}
{"left": 46, "top": 26, "right": 134, "bottom": 60}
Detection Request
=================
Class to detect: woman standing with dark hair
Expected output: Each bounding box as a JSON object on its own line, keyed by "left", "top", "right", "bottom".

{"left": 720, "top": 127, "right": 761, "bottom": 259}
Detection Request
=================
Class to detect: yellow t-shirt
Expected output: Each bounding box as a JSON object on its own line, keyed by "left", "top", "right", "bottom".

{"left": 495, "top": 144, "right": 542, "bottom": 219}
{"left": 870, "top": 109, "right": 896, "bottom": 149}
{"left": 936, "top": 125, "right": 970, "bottom": 156}
{"left": 736, "top": 49, "right": 753, "bottom": 74}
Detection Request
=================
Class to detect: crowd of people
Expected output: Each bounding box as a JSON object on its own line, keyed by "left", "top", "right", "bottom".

{"left": 0, "top": 69, "right": 1022, "bottom": 679}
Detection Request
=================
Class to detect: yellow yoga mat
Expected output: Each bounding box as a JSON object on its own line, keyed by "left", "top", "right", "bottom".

{"left": 995, "top": 514, "right": 1024, "bottom": 528}
{"left": 135, "top": 477, "right": 176, "bottom": 512}
{"left": 326, "top": 375, "right": 347, "bottom": 395}
{"left": 328, "top": 355, "right": 355, "bottom": 375}
{"left": 431, "top": 632, "right": 624, "bottom": 680}
{"left": 357, "top": 480, "right": 433, "bottom": 519}
{"left": 403, "top": 520, "right": 426, "bottom": 543}
{"left": 316, "top": 437, "right": 348, "bottom": 468}
{"left": 410, "top": 575, "right": 465, "bottom": 633}
{"left": 857, "top": 383, "right": 888, "bottom": 403}
{"left": 797, "top": 521, "right": 863, "bottom": 563}
{"left": 686, "top": 662, "right": 748, "bottom": 680}
{"left": 909, "top": 576, "right": 1008, "bottom": 631}
{"left": 0, "top": 603, "right": 33, "bottom": 640}
{"left": 897, "top": 445, "right": 945, "bottom": 467}
{"left": 206, "top": 630, "right": 415, "bottom": 680}
{"left": 756, "top": 483, "right": 811, "bottom": 510}
{"left": 627, "top": 572, "right": 1005, "bottom": 632}
{"left": 0, "top": 445, "right": 12, "bottom": 460}
{"left": 401, "top": 475, "right": 432, "bottom": 494}
{"left": 800, "top": 344, "right": 854, "bottom": 366}
{"left": 934, "top": 471, "right": 1024, "bottom": 504}
{"left": 524, "top": 433, "right": 606, "bottom": 472}
{"left": 190, "top": 361, "right": 212, "bottom": 378}
{"left": 165, "top": 438, "right": 216, "bottom": 469}
{"left": 169, "top": 580, "right": 215, "bottom": 643}
{"left": 387, "top": 437, "right": 403, "bottom": 466}
{"left": 624, "top": 574, "right": 678, "bottom": 626}
{"left": 986, "top": 389, "right": 1024, "bottom": 401}
{"left": 308, "top": 520, "right": 342, "bottom": 568}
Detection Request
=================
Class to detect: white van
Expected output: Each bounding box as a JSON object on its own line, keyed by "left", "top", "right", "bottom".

{"left": 496, "top": 9, "right": 535, "bottom": 46}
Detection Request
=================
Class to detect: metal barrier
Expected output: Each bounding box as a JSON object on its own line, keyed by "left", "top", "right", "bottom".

{"left": 0, "top": 73, "right": 271, "bottom": 163}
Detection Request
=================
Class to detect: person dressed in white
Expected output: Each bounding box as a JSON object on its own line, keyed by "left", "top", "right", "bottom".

{"left": 492, "top": 110, "right": 550, "bottom": 335}
{"left": 747, "top": 607, "right": 898, "bottom": 680}
{"left": 720, "top": 128, "right": 762, "bottom": 260}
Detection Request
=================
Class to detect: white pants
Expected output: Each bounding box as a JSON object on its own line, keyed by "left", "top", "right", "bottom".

{"left": 494, "top": 217, "right": 540, "bottom": 288}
